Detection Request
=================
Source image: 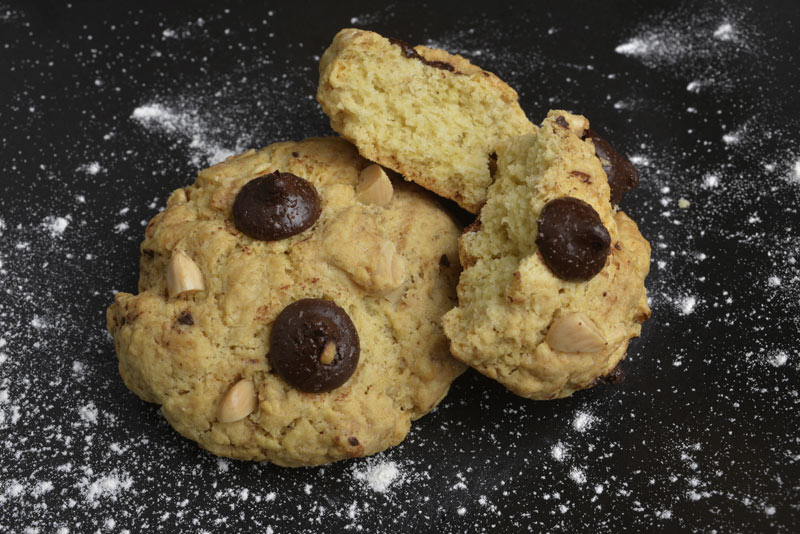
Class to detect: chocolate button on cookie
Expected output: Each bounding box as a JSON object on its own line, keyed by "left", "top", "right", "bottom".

{"left": 269, "top": 299, "right": 360, "bottom": 393}
{"left": 583, "top": 130, "right": 639, "bottom": 205}
{"left": 536, "top": 197, "right": 611, "bottom": 282}
{"left": 233, "top": 171, "right": 321, "bottom": 241}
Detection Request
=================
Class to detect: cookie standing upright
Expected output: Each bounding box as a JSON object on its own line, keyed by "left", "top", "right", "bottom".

{"left": 442, "top": 111, "right": 651, "bottom": 400}
{"left": 106, "top": 137, "right": 465, "bottom": 466}
{"left": 317, "top": 28, "right": 535, "bottom": 214}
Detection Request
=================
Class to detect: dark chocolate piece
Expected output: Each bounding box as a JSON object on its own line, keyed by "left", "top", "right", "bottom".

{"left": 268, "top": 299, "right": 360, "bottom": 393}
{"left": 233, "top": 171, "right": 321, "bottom": 241}
{"left": 583, "top": 130, "right": 639, "bottom": 205}
{"left": 536, "top": 197, "right": 611, "bottom": 281}
{"left": 177, "top": 311, "right": 194, "bottom": 326}
{"left": 388, "top": 37, "right": 455, "bottom": 72}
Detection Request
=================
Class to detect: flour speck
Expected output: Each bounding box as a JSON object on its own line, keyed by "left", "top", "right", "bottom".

{"left": 353, "top": 460, "right": 402, "bottom": 493}
{"left": 42, "top": 216, "right": 70, "bottom": 237}
{"left": 713, "top": 23, "right": 735, "bottom": 41}
{"left": 572, "top": 411, "right": 596, "bottom": 433}
{"left": 78, "top": 162, "right": 103, "bottom": 175}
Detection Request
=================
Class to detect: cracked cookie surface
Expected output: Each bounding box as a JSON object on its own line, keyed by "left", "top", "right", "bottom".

{"left": 442, "top": 111, "right": 651, "bottom": 400}
{"left": 317, "top": 28, "right": 534, "bottom": 214}
{"left": 106, "top": 137, "right": 465, "bottom": 466}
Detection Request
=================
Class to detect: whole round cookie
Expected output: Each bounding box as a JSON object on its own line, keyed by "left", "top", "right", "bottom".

{"left": 106, "top": 137, "right": 465, "bottom": 466}
{"left": 442, "top": 111, "right": 651, "bottom": 400}
{"left": 317, "top": 28, "right": 535, "bottom": 214}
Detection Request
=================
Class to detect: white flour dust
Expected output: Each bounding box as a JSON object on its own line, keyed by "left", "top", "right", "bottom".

{"left": 131, "top": 103, "right": 243, "bottom": 167}
{"left": 352, "top": 460, "right": 403, "bottom": 493}
{"left": 614, "top": 12, "right": 750, "bottom": 68}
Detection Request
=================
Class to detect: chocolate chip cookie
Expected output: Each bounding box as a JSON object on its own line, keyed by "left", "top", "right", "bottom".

{"left": 442, "top": 111, "right": 651, "bottom": 400}
{"left": 317, "top": 28, "right": 535, "bottom": 214}
{"left": 106, "top": 137, "right": 465, "bottom": 466}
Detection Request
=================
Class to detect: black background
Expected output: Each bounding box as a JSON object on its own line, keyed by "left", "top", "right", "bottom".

{"left": 1, "top": 1, "right": 799, "bottom": 532}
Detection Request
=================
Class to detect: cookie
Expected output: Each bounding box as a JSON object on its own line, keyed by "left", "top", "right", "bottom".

{"left": 106, "top": 137, "right": 466, "bottom": 466}
{"left": 441, "top": 111, "right": 651, "bottom": 400}
{"left": 317, "top": 28, "right": 534, "bottom": 214}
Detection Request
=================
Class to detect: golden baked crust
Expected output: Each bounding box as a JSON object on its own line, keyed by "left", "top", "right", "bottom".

{"left": 442, "top": 111, "right": 651, "bottom": 400}
{"left": 106, "top": 137, "right": 465, "bottom": 466}
{"left": 317, "top": 28, "right": 535, "bottom": 213}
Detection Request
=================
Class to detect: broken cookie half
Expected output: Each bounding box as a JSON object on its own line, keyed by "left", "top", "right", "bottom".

{"left": 317, "top": 28, "right": 535, "bottom": 214}
{"left": 442, "top": 110, "right": 651, "bottom": 400}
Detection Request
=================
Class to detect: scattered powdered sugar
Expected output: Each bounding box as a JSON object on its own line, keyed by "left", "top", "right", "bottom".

{"left": 78, "top": 162, "right": 103, "bottom": 175}
{"left": 353, "top": 460, "right": 402, "bottom": 493}
{"left": 614, "top": 9, "right": 750, "bottom": 67}
{"left": 551, "top": 442, "right": 567, "bottom": 462}
{"left": 41, "top": 215, "right": 70, "bottom": 237}
{"left": 0, "top": 4, "right": 22, "bottom": 24}
{"left": 766, "top": 351, "right": 788, "bottom": 367}
{"left": 78, "top": 402, "right": 99, "bottom": 424}
{"left": 713, "top": 22, "right": 735, "bottom": 41}
{"left": 568, "top": 467, "right": 587, "bottom": 485}
{"left": 722, "top": 132, "right": 741, "bottom": 145}
{"left": 679, "top": 295, "right": 697, "bottom": 315}
{"left": 614, "top": 38, "right": 651, "bottom": 57}
{"left": 131, "top": 103, "right": 243, "bottom": 167}
{"left": 702, "top": 174, "right": 720, "bottom": 189}
{"left": 82, "top": 472, "right": 134, "bottom": 508}
{"left": 572, "top": 411, "right": 596, "bottom": 433}
{"left": 612, "top": 4, "right": 765, "bottom": 98}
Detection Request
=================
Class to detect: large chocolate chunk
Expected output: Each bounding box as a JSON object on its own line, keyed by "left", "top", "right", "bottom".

{"left": 268, "top": 299, "right": 360, "bottom": 393}
{"left": 233, "top": 171, "right": 321, "bottom": 241}
{"left": 583, "top": 130, "right": 639, "bottom": 205}
{"left": 536, "top": 197, "right": 611, "bottom": 281}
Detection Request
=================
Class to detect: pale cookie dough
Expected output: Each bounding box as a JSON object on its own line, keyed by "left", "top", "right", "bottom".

{"left": 442, "top": 111, "right": 651, "bottom": 400}
{"left": 317, "top": 28, "right": 535, "bottom": 214}
{"left": 106, "top": 137, "right": 465, "bottom": 466}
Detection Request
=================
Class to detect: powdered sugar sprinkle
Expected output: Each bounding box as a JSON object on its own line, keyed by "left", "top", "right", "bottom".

{"left": 353, "top": 460, "right": 402, "bottom": 493}
{"left": 131, "top": 103, "right": 245, "bottom": 167}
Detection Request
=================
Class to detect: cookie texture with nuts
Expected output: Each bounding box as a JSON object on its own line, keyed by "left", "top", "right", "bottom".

{"left": 442, "top": 110, "right": 651, "bottom": 400}
{"left": 106, "top": 137, "right": 465, "bottom": 466}
{"left": 317, "top": 28, "right": 535, "bottom": 214}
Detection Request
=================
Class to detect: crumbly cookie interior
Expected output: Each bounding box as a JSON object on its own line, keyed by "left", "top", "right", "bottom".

{"left": 317, "top": 28, "right": 535, "bottom": 213}
{"left": 442, "top": 111, "right": 651, "bottom": 399}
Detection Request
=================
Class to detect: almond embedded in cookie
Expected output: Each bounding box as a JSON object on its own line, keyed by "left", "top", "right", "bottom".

{"left": 317, "top": 28, "right": 535, "bottom": 214}
{"left": 442, "top": 110, "right": 651, "bottom": 400}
